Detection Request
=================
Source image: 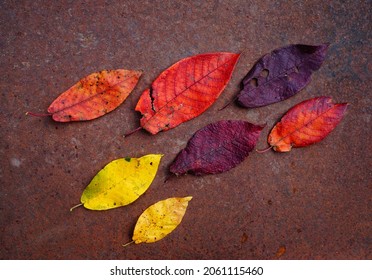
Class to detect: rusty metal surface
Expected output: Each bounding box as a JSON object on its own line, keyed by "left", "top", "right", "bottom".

{"left": 1, "top": 0, "right": 371, "bottom": 259}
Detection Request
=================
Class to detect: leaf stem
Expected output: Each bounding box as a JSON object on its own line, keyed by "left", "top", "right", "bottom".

{"left": 123, "top": 127, "right": 142, "bottom": 138}
{"left": 26, "top": 111, "right": 52, "bottom": 117}
{"left": 70, "top": 203, "right": 83, "bottom": 212}
{"left": 256, "top": 146, "right": 273, "bottom": 153}
{"left": 219, "top": 96, "right": 238, "bottom": 111}
{"left": 163, "top": 174, "right": 172, "bottom": 184}
{"left": 122, "top": 240, "right": 134, "bottom": 247}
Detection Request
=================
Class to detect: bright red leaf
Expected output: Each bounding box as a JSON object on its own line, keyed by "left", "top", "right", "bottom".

{"left": 128, "top": 53, "right": 240, "bottom": 135}
{"left": 27, "top": 69, "right": 142, "bottom": 122}
{"left": 263, "top": 96, "right": 348, "bottom": 152}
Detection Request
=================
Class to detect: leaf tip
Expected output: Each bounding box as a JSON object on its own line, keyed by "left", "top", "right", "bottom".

{"left": 135, "top": 69, "right": 144, "bottom": 76}
{"left": 258, "top": 122, "right": 267, "bottom": 130}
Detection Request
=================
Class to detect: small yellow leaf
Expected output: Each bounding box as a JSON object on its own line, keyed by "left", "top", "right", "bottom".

{"left": 132, "top": 196, "right": 192, "bottom": 244}
{"left": 75, "top": 154, "right": 163, "bottom": 210}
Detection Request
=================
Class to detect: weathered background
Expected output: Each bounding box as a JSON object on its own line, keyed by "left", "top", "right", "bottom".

{"left": 1, "top": 0, "right": 370, "bottom": 259}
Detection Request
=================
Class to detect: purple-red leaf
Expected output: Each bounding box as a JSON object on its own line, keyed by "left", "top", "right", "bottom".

{"left": 236, "top": 43, "right": 329, "bottom": 108}
{"left": 169, "top": 120, "right": 264, "bottom": 176}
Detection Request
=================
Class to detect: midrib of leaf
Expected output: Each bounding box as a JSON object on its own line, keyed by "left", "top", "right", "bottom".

{"left": 52, "top": 75, "right": 136, "bottom": 114}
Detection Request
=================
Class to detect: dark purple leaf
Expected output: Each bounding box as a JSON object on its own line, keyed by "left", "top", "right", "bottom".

{"left": 237, "top": 43, "right": 329, "bottom": 108}
{"left": 169, "top": 120, "right": 264, "bottom": 176}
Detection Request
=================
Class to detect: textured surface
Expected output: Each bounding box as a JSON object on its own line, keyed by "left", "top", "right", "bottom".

{"left": 1, "top": 0, "right": 371, "bottom": 259}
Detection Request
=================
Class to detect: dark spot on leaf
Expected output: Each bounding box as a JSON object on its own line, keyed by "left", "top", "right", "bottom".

{"left": 113, "top": 202, "right": 116, "bottom": 206}
{"left": 261, "top": 69, "right": 269, "bottom": 78}
{"left": 250, "top": 78, "right": 258, "bottom": 87}
{"left": 124, "top": 157, "right": 131, "bottom": 162}
{"left": 149, "top": 87, "right": 156, "bottom": 112}
{"left": 150, "top": 162, "right": 153, "bottom": 165}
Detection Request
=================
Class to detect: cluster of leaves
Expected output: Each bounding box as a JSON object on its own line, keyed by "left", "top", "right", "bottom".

{"left": 28, "top": 44, "right": 348, "bottom": 246}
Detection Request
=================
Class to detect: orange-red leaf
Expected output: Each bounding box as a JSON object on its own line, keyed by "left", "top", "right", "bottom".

{"left": 39, "top": 69, "right": 141, "bottom": 122}
{"left": 135, "top": 53, "right": 240, "bottom": 134}
{"left": 267, "top": 96, "right": 348, "bottom": 152}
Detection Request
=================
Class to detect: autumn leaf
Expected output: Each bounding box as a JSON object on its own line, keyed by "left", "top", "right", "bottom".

{"left": 27, "top": 69, "right": 142, "bottom": 122}
{"left": 275, "top": 245, "right": 286, "bottom": 258}
{"left": 170, "top": 120, "right": 264, "bottom": 176}
{"left": 260, "top": 96, "right": 348, "bottom": 152}
{"left": 125, "top": 52, "right": 240, "bottom": 136}
{"left": 70, "top": 154, "right": 163, "bottom": 211}
{"left": 123, "top": 196, "right": 192, "bottom": 246}
{"left": 225, "top": 44, "right": 328, "bottom": 109}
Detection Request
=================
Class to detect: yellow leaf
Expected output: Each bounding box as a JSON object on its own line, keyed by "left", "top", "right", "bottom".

{"left": 130, "top": 196, "right": 192, "bottom": 244}
{"left": 71, "top": 154, "right": 163, "bottom": 211}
